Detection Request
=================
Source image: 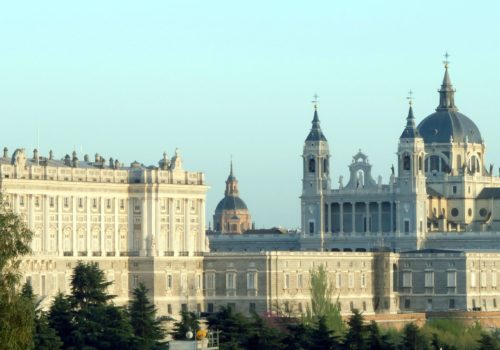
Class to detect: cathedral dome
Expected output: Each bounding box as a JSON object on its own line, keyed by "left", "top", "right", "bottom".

{"left": 215, "top": 196, "right": 248, "bottom": 212}
{"left": 417, "top": 63, "right": 482, "bottom": 144}
{"left": 417, "top": 110, "right": 482, "bottom": 144}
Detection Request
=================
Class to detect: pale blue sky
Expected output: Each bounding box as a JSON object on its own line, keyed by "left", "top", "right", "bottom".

{"left": 1, "top": 1, "right": 499, "bottom": 229}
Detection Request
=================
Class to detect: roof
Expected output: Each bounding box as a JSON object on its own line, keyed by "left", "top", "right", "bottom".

{"left": 243, "top": 227, "right": 287, "bottom": 235}
{"left": 417, "top": 110, "right": 482, "bottom": 144}
{"left": 426, "top": 186, "right": 444, "bottom": 198}
{"left": 215, "top": 195, "right": 248, "bottom": 212}
{"left": 305, "top": 109, "right": 327, "bottom": 142}
{"left": 402, "top": 248, "right": 463, "bottom": 254}
{"left": 477, "top": 188, "right": 500, "bottom": 199}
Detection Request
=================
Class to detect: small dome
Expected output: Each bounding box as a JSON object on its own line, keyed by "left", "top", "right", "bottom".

{"left": 215, "top": 196, "right": 248, "bottom": 212}
{"left": 417, "top": 110, "right": 482, "bottom": 144}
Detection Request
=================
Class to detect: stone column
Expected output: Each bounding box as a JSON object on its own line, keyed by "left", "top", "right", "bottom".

{"left": 43, "top": 195, "right": 49, "bottom": 252}
{"left": 72, "top": 196, "right": 77, "bottom": 256}
{"left": 86, "top": 197, "right": 91, "bottom": 256}
{"left": 57, "top": 196, "right": 63, "bottom": 255}
{"left": 395, "top": 201, "right": 400, "bottom": 234}
{"left": 340, "top": 202, "right": 344, "bottom": 234}
{"left": 184, "top": 198, "right": 190, "bottom": 255}
{"left": 141, "top": 197, "right": 148, "bottom": 256}
{"left": 351, "top": 202, "right": 356, "bottom": 234}
{"left": 327, "top": 203, "right": 332, "bottom": 234}
{"left": 365, "top": 201, "right": 370, "bottom": 233}
{"left": 154, "top": 195, "right": 160, "bottom": 256}
{"left": 114, "top": 198, "right": 119, "bottom": 256}
{"left": 100, "top": 197, "right": 105, "bottom": 256}
{"left": 378, "top": 201, "right": 382, "bottom": 234}
{"left": 168, "top": 198, "right": 175, "bottom": 255}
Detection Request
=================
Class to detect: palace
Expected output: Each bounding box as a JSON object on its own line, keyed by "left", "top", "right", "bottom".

{"left": 4, "top": 61, "right": 500, "bottom": 318}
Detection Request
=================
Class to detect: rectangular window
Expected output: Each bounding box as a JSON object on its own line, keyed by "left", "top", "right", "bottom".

{"left": 197, "top": 303, "right": 201, "bottom": 313}
{"left": 425, "top": 271, "right": 434, "bottom": 288}
{"left": 19, "top": 196, "right": 25, "bottom": 207}
{"left": 336, "top": 273, "right": 342, "bottom": 289}
{"left": 348, "top": 273, "right": 354, "bottom": 289}
{"left": 166, "top": 274, "right": 173, "bottom": 289}
{"left": 284, "top": 274, "right": 290, "bottom": 289}
{"left": 404, "top": 220, "right": 410, "bottom": 234}
{"left": 106, "top": 199, "right": 111, "bottom": 209}
{"left": 447, "top": 271, "right": 457, "bottom": 287}
{"left": 181, "top": 274, "right": 187, "bottom": 291}
{"left": 206, "top": 273, "right": 215, "bottom": 290}
{"left": 247, "top": 272, "right": 256, "bottom": 289}
{"left": 120, "top": 199, "right": 125, "bottom": 210}
{"left": 481, "top": 272, "right": 487, "bottom": 287}
{"left": 133, "top": 275, "right": 138, "bottom": 288}
{"left": 49, "top": 197, "right": 54, "bottom": 208}
{"left": 167, "top": 304, "right": 172, "bottom": 314}
{"left": 298, "top": 302, "right": 303, "bottom": 313}
{"left": 35, "top": 196, "right": 40, "bottom": 207}
{"left": 403, "top": 271, "right": 412, "bottom": 287}
{"left": 181, "top": 304, "right": 187, "bottom": 312}
{"left": 207, "top": 303, "right": 214, "bottom": 313}
{"left": 93, "top": 199, "right": 98, "bottom": 209}
{"left": 471, "top": 272, "right": 476, "bottom": 287}
{"left": 64, "top": 197, "right": 69, "bottom": 208}
{"left": 404, "top": 298, "right": 411, "bottom": 309}
{"left": 309, "top": 221, "right": 315, "bottom": 234}
{"left": 449, "top": 299, "right": 455, "bottom": 309}
{"left": 360, "top": 273, "right": 366, "bottom": 288}
{"left": 196, "top": 274, "right": 202, "bottom": 290}
{"left": 297, "top": 274, "right": 303, "bottom": 289}
{"left": 249, "top": 303, "right": 256, "bottom": 313}
{"left": 226, "top": 272, "right": 235, "bottom": 289}
{"left": 78, "top": 198, "right": 83, "bottom": 208}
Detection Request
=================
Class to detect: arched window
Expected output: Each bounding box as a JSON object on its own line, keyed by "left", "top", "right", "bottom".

{"left": 308, "top": 158, "right": 315, "bottom": 173}
{"left": 418, "top": 156, "right": 423, "bottom": 172}
{"left": 323, "top": 158, "right": 328, "bottom": 174}
{"left": 469, "top": 155, "right": 480, "bottom": 174}
{"left": 403, "top": 155, "right": 411, "bottom": 171}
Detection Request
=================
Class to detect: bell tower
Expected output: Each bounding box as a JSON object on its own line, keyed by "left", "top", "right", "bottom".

{"left": 301, "top": 96, "right": 331, "bottom": 245}
{"left": 396, "top": 95, "right": 427, "bottom": 248}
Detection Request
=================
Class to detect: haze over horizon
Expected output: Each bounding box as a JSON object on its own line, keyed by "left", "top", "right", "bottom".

{"left": 1, "top": 1, "right": 500, "bottom": 229}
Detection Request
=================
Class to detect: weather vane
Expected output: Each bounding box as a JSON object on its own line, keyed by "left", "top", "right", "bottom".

{"left": 443, "top": 51, "right": 451, "bottom": 68}
{"left": 407, "top": 90, "right": 414, "bottom": 106}
{"left": 312, "top": 93, "right": 319, "bottom": 110}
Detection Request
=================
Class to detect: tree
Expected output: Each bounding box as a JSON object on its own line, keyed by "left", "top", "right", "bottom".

{"left": 344, "top": 309, "right": 367, "bottom": 350}
{"left": 244, "top": 313, "right": 285, "bottom": 350}
{"left": 366, "top": 321, "right": 392, "bottom": 350}
{"left": 477, "top": 333, "right": 500, "bottom": 350}
{"left": 306, "top": 264, "right": 345, "bottom": 335}
{"left": 172, "top": 310, "right": 201, "bottom": 340}
{"left": 70, "top": 261, "right": 114, "bottom": 310}
{"left": 129, "top": 283, "right": 167, "bottom": 350}
{"left": 401, "top": 323, "right": 428, "bottom": 350}
{"left": 0, "top": 194, "right": 35, "bottom": 350}
{"left": 207, "top": 306, "right": 249, "bottom": 350}
{"left": 48, "top": 293, "right": 75, "bottom": 348}
{"left": 309, "top": 316, "right": 341, "bottom": 350}
{"left": 283, "top": 322, "right": 314, "bottom": 350}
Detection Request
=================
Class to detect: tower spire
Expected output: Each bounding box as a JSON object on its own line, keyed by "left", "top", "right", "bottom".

{"left": 437, "top": 52, "right": 457, "bottom": 111}
{"left": 400, "top": 90, "right": 419, "bottom": 139}
{"left": 305, "top": 94, "right": 327, "bottom": 142}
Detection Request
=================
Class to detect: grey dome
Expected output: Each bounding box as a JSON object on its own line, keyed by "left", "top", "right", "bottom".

{"left": 215, "top": 196, "right": 248, "bottom": 212}
{"left": 417, "top": 110, "right": 482, "bottom": 144}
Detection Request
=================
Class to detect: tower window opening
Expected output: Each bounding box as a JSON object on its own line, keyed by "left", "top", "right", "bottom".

{"left": 309, "top": 221, "right": 315, "bottom": 234}
{"left": 308, "top": 158, "right": 315, "bottom": 173}
{"left": 418, "top": 156, "right": 423, "bottom": 172}
{"left": 403, "top": 155, "right": 411, "bottom": 171}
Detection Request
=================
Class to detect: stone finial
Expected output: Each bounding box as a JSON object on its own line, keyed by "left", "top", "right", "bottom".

{"left": 3, "top": 147, "right": 8, "bottom": 158}
{"left": 95, "top": 153, "right": 100, "bottom": 163}
{"left": 114, "top": 159, "right": 119, "bottom": 169}
{"left": 84, "top": 154, "right": 89, "bottom": 162}
{"left": 49, "top": 150, "right": 53, "bottom": 160}
{"left": 109, "top": 157, "right": 114, "bottom": 168}
{"left": 33, "top": 148, "right": 39, "bottom": 161}
{"left": 72, "top": 151, "right": 77, "bottom": 159}
{"left": 64, "top": 154, "right": 71, "bottom": 166}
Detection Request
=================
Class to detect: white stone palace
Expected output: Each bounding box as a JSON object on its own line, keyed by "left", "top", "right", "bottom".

{"left": 4, "top": 61, "right": 500, "bottom": 318}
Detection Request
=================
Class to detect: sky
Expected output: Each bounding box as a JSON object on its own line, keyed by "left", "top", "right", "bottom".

{"left": 1, "top": 1, "right": 500, "bottom": 229}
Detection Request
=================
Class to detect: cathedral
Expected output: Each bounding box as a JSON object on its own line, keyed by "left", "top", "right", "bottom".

{"left": 6, "top": 60, "right": 500, "bottom": 318}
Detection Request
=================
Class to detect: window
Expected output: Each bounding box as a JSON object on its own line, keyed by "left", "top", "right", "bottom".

{"left": 403, "top": 155, "right": 411, "bottom": 171}
{"left": 181, "top": 274, "right": 187, "bottom": 291}
{"left": 425, "top": 271, "right": 434, "bottom": 288}
{"left": 297, "top": 274, "right": 303, "bottom": 289}
{"left": 451, "top": 208, "right": 459, "bottom": 217}
{"left": 19, "top": 196, "right": 24, "bottom": 207}
{"left": 120, "top": 199, "right": 125, "bottom": 210}
{"left": 453, "top": 186, "right": 457, "bottom": 194}
{"left": 181, "top": 304, "right": 188, "bottom": 312}
{"left": 106, "top": 199, "right": 111, "bottom": 209}
{"left": 494, "top": 299, "right": 498, "bottom": 308}
{"left": 349, "top": 301, "right": 354, "bottom": 311}
{"left": 336, "top": 273, "right": 342, "bottom": 289}
{"left": 362, "top": 301, "right": 367, "bottom": 312}
{"left": 78, "top": 198, "right": 83, "bottom": 208}
{"left": 284, "top": 274, "right": 290, "bottom": 289}
{"left": 404, "top": 221, "right": 410, "bottom": 234}
{"left": 308, "top": 158, "right": 315, "bottom": 173}
{"left": 226, "top": 272, "right": 236, "bottom": 289}
{"left": 227, "top": 303, "right": 236, "bottom": 311}
{"left": 35, "top": 196, "right": 40, "bottom": 207}
{"left": 403, "top": 271, "right": 412, "bottom": 287}
{"left": 427, "top": 299, "right": 433, "bottom": 311}
{"left": 298, "top": 302, "right": 303, "bottom": 313}
{"left": 247, "top": 272, "right": 256, "bottom": 289}
{"left": 449, "top": 299, "right": 455, "bottom": 309}
{"left": 207, "top": 303, "right": 214, "bottom": 313}
{"left": 49, "top": 197, "right": 54, "bottom": 208}
{"left": 206, "top": 273, "right": 215, "bottom": 290}
{"left": 404, "top": 298, "right": 411, "bottom": 309}
{"left": 197, "top": 303, "right": 201, "bottom": 313}
{"left": 166, "top": 274, "right": 173, "bottom": 289}
{"left": 447, "top": 271, "right": 457, "bottom": 288}
{"left": 196, "top": 274, "right": 202, "bottom": 290}
{"left": 348, "top": 273, "right": 354, "bottom": 289}
{"left": 133, "top": 275, "right": 138, "bottom": 288}
{"left": 309, "top": 221, "right": 315, "bottom": 234}
{"left": 481, "top": 272, "right": 487, "bottom": 287}
{"left": 93, "top": 199, "right": 98, "bottom": 209}
{"left": 167, "top": 304, "right": 172, "bottom": 314}
{"left": 360, "top": 274, "right": 366, "bottom": 288}
{"left": 249, "top": 303, "right": 256, "bottom": 313}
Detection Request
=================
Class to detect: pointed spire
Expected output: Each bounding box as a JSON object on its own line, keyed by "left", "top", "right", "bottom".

{"left": 437, "top": 52, "right": 457, "bottom": 111}
{"left": 305, "top": 94, "right": 327, "bottom": 142}
{"left": 230, "top": 157, "right": 234, "bottom": 177}
{"left": 225, "top": 158, "right": 239, "bottom": 196}
{"left": 400, "top": 90, "right": 419, "bottom": 139}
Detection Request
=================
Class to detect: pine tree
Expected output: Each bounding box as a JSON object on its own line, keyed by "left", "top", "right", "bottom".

{"left": 172, "top": 310, "right": 200, "bottom": 340}
{"left": 244, "top": 313, "right": 285, "bottom": 350}
{"left": 129, "top": 283, "right": 167, "bottom": 350}
{"left": 48, "top": 292, "right": 75, "bottom": 348}
{"left": 344, "top": 309, "right": 367, "bottom": 350}
{"left": 70, "top": 261, "right": 114, "bottom": 310}
{"left": 309, "top": 316, "right": 341, "bottom": 350}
